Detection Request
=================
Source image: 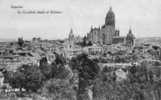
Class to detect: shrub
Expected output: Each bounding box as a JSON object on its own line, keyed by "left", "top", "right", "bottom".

{"left": 42, "top": 79, "right": 76, "bottom": 100}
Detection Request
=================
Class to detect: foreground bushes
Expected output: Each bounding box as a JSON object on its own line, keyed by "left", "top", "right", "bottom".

{"left": 1, "top": 53, "right": 73, "bottom": 94}
{"left": 93, "top": 62, "right": 161, "bottom": 100}
{"left": 42, "top": 79, "right": 76, "bottom": 100}
{"left": 2, "top": 52, "right": 161, "bottom": 100}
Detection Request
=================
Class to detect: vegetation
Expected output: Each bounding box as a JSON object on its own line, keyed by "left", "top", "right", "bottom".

{"left": 18, "top": 37, "right": 24, "bottom": 47}
{"left": 1, "top": 64, "right": 45, "bottom": 92}
{"left": 93, "top": 62, "right": 161, "bottom": 100}
{"left": 1, "top": 46, "right": 161, "bottom": 100}
{"left": 0, "top": 53, "right": 75, "bottom": 99}
{"left": 70, "top": 53, "right": 100, "bottom": 100}
{"left": 42, "top": 79, "right": 76, "bottom": 100}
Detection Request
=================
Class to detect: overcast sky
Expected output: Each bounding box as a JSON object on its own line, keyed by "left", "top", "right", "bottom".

{"left": 0, "top": 0, "right": 160, "bottom": 40}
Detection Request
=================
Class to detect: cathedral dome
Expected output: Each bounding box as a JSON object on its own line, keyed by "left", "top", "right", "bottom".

{"left": 105, "top": 7, "right": 115, "bottom": 27}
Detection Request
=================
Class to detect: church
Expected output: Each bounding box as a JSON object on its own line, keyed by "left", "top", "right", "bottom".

{"left": 86, "top": 7, "right": 135, "bottom": 46}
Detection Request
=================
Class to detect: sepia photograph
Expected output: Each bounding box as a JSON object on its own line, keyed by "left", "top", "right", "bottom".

{"left": 0, "top": 0, "right": 161, "bottom": 100}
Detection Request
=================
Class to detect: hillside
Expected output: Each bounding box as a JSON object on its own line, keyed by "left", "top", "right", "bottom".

{"left": 135, "top": 37, "right": 161, "bottom": 46}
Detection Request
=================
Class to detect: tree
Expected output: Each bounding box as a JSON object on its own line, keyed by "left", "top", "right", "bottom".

{"left": 39, "top": 53, "right": 72, "bottom": 80}
{"left": 39, "top": 57, "right": 48, "bottom": 66}
{"left": 54, "top": 52, "right": 66, "bottom": 65}
{"left": 1, "top": 65, "right": 45, "bottom": 93}
{"left": 81, "top": 36, "right": 88, "bottom": 47}
{"left": 17, "top": 65, "right": 45, "bottom": 92}
{"left": 70, "top": 53, "right": 100, "bottom": 100}
{"left": 88, "top": 41, "right": 93, "bottom": 46}
{"left": 1, "top": 68, "right": 25, "bottom": 90}
{"left": 42, "top": 79, "right": 76, "bottom": 100}
{"left": 39, "top": 63, "right": 57, "bottom": 80}
{"left": 18, "top": 37, "right": 24, "bottom": 47}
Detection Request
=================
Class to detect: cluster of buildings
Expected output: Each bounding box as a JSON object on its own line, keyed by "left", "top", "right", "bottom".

{"left": 0, "top": 38, "right": 59, "bottom": 71}
{"left": 63, "top": 7, "right": 136, "bottom": 58}
{"left": 0, "top": 7, "right": 137, "bottom": 69}
{"left": 86, "top": 7, "right": 135, "bottom": 47}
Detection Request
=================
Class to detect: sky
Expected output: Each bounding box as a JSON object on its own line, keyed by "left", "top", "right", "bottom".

{"left": 0, "top": 0, "right": 161, "bottom": 40}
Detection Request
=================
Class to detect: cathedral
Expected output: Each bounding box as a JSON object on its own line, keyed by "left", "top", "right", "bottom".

{"left": 86, "top": 7, "right": 135, "bottom": 46}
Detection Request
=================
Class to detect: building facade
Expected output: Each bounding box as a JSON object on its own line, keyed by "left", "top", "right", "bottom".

{"left": 86, "top": 7, "right": 135, "bottom": 46}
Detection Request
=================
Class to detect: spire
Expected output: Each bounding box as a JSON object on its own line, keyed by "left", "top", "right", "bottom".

{"left": 90, "top": 25, "right": 93, "bottom": 32}
{"left": 129, "top": 26, "right": 132, "bottom": 34}
{"left": 91, "top": 25, "right": 93, "bottom": 30}
{"left": 70, "top": 28, "right": 73, "bottom": 34}
{"left": 68, "top": 28, "right": 74, "bottom": 40}
{"left": 128, "top": 27, "right": 132, "bottom": 34}
{"left": 109, "top": 6, "right": 112, "bottom": 11}
{"left": 127, "top": 27, "right": 135, "bottom": 40}
{"left": 126, "top": 27, "right": 135, "bottom": 47}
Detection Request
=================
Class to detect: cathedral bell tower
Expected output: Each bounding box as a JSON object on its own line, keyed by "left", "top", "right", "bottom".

{"left": 103, "top": 7, "right": 115, "bottom": 45}
{"left": 105, "top": 7, "right": 115, "bottom": 28}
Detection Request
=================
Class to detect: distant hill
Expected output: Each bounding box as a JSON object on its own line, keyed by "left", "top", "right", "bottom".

{"left": 135, "top": 37, "right": 161, "bottom": 46}
{"left": 0, "top": 38, "right": 16, "bottom": 42}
